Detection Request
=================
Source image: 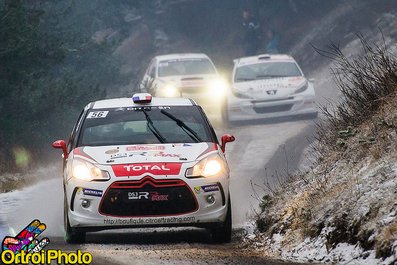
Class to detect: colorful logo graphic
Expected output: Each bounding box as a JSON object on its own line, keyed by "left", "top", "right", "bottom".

{"left": 1, "top": 220, "right": 93, "bottom": 264}
{"left": 2, "top": 219, "right": 49, "bottom": 254}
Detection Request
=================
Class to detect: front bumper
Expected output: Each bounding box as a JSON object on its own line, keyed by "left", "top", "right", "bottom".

{"left": 227, "top": 94, "right": 317, "bottom": 121}
{"left": 66, "top": 175, "right": 229, "bottom": 230}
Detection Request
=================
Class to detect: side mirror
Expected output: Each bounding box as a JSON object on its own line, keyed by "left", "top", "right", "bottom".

{"left": 52, "top": 140, "right": 68, "bottom": 159}
{"left": 221, "top": 134, "right": 235, "bottom": 153}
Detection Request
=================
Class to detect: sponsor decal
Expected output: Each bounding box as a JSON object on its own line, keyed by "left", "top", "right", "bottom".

{"left": 128, "top": 191, "right": 149, "bottom": 200}
{"left": 1, "top": 219, "right": 93, "bottom": 264}
{"left": 112, "top": 163, "right": 182, "bottom": 177}
{"left": 105, "top": 149, "right": 119, "bottom": 155}
{"left": 171, "top": 143, "right": 192, "bottom": 147}
{"left": 153, "top": 151, "right": 181, "bottom": 158}
{"left": 83, "top": 188, "right": 103, "bottom": 197}
{"left": 150, "top": 192, "right": 169, "bottom": 201}
{"left": 126, "top": 145, "right": 165, "bottom": 151}
{"left": 194, "top": 184, "right": 219, "bottom": 194}
{"left": 86, "top": 111, "right": 108, "bottom": 119}
{"left": 127, "top": 191, "right": 169, "bottom": 201}
{"left": 266, "top": 90, "right": 277, "bottom": 95}
{"left": 110, "top": 153, "right": 127, "bottom": 159}
{"left": 103, "top": 216, "right": 195, "bottom": 225}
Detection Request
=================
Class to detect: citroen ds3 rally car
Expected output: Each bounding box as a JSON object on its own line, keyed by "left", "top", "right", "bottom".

{"left": 52, "top": 93, "right": 235, "bottom": 244}
{"left": 140, "top": 53, "right": 228, "bottom": 118}
{"left": 224, "top": 54, "right": 317, "bottom": 123}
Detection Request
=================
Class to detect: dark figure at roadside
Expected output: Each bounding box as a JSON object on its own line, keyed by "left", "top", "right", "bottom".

{"left": 266, "top": 29, "right": 279, "bottom": 54}
{"left": 242, "top": 10, "right": 261, "bottom": 56}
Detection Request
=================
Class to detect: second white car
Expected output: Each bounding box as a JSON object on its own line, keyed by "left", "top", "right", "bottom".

{"left": 225, "top": 54, "right": 317, "bottom": 124}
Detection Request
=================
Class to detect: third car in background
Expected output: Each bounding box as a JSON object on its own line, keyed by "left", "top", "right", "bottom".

{"left": 141, "top": 53, "right": 228, "bottom": 120}
{"left": 224, "top": 54, "right": 317, "bottom": 124}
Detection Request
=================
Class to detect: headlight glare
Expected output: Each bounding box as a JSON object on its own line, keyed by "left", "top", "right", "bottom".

{"left": 209, "top": 78, "right": 228, "bottom": 98}
{"left": 186, "top": 154, "right": 226, "bottom": 178}
{"left": 72, "top": 159, "right": 109, "bottom": 181}
{"left": 204, "top": 159, "right": 222, "bottom": 176}
{"left": 161, "top": 84, "right": 180, "bottom": 97}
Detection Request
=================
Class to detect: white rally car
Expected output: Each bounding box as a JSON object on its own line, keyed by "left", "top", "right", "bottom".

{"left": 52, "top": 93, "right": 235, "bottom": 244}
{"left": 224, "top": 54, "right": 317, "bottom": 124}
{"left": 141, "top": 53, "right": 228, "bottom": 118}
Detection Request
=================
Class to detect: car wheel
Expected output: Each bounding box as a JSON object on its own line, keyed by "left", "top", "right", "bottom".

{"left": 211, "top": 197, "right": 232, "bottom": 243}
{"left": 64, "top": 196, "right": 86, "bottom": 244}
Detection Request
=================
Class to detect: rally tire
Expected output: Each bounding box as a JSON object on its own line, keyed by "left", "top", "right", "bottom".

{"left": 64, "top": 196, "right": 86, "bottom": 244}
{"left": 211, "top": 198, "right": 232, "bottom": 243}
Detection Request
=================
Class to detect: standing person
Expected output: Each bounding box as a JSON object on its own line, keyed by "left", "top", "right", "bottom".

{"left": 266, "top": 29, "right": 280, "bottom": 54}
{"left": 242, "top": 10, "right": 261, "bottom": 56}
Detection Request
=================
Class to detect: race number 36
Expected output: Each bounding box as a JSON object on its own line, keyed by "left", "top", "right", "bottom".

{"left": 87, "top": 111, "right": 109, "bottom": 119}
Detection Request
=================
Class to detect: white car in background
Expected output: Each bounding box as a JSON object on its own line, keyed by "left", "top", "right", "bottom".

{"left": 224, "top": 54, "right": 317, "bottom": 124}
{"left": 141, "top": 53, "right": 228, "bottom": 118}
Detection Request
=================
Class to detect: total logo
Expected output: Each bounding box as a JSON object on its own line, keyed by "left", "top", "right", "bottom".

{"left": 112, "top": 163, "right": 182, "bottom": 177}
{"left": 123, "top": 164, "right": 170, "bottom": 172}
{"left": 128, "top": 191, "right": 169, "bottom": 201}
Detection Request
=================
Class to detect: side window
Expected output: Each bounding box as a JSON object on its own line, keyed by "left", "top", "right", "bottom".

{"left": 67, "top": 109, "right": 86, "bottom": 152}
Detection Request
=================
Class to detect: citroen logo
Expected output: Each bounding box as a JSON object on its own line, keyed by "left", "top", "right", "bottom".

{"left": 266, "top": 90, "right": 277, "bottom": 95}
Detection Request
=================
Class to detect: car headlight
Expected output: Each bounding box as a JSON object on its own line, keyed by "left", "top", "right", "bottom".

{"left": 159, "top": 84, "right": 180, "bottom": 97}
{"left": 209, "top": 78, "right": 228, "bottom": 98}
{"left": 72, "top": 159, "right": 110, "bottom": 181}
{"left": 185, "top": 154, "right": 227, "bottom": 178}
{"left": 231, "top": 87, "right": 252, "bottom": 99}
{"left": 294, "top": 81, "right": 308, "bottom": 94}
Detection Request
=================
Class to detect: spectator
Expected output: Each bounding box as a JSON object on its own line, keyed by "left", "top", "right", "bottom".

{"left": 242, "top": 10, "right": 261, "bottom": 56}
{"left": 266, "top": 29, "right": 280, "bottom": 54}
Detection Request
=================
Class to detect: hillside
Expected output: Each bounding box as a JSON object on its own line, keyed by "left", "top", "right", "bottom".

{"left": 250, "top": 37, "right": 397, "bottom": 265}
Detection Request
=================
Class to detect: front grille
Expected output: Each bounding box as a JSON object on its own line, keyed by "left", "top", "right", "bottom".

{"left": 99, "top": 176, "right": 198, "bottom": 217}
{"left": 253, "top": 104, "right": 293, "bottom": 113}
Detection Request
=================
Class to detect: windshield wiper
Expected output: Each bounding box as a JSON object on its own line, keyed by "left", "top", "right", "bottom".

{"left": 141, "top": 109, "right": 167, "bottom": 143}
{"left": 160, "top": 110, "right": 202, "bottom": 143}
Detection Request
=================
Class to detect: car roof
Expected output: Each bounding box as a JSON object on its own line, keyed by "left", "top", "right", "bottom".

{"left": 154, "top": 53, "right": 210, "bottom": 61}
{"left": 90, "top": 97, "right": 195, "bottom": 110}
{"left": 234, "top": 54, "right": 296, "bottom": 67}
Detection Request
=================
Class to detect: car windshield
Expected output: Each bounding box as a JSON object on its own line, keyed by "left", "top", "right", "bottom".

{"left": 234, "top": 62, "right": 302, "bottom": 82}
{"left": 158, "top": 58, "right": 216, "bottom": 77}
{"left": 78, "top": 106, "right": 213, "bottom": 146}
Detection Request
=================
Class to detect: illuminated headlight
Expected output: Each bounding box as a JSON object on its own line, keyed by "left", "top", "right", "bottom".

{"left": 185, "top": 154, "right": 227, "bottom": 178}
{"left": 294, "top": 81, "right": 308, "bottom": 94}
{"left": 72, "top": 159, "right": 109, "bottom": 181}
{"left": 209, "top": 78, "right": 228, "bottom": 98}
{"left": 159, "top": 84, "right": 180, "bottom": 97}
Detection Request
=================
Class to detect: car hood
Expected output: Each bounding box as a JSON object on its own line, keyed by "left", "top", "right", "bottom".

{"left": 73, "top": 143, "right": 217, "bottom": 165}
{"left": 233, "top": 76, "right": 307, "bottom": 99}
{"left": 158, "top": 74, "right": 219, "bottom": 88}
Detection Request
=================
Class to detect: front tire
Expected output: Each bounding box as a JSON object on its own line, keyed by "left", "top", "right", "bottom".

{"left": 64, "top": 196, "right": 86, "bottom": 244}
{"left": 211, "top": 198, "right": 232, "bottom": 243}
